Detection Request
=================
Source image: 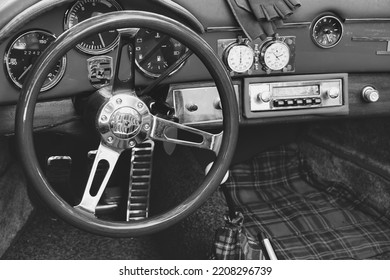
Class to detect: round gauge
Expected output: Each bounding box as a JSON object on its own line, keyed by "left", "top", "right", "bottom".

{"left": 64, "top": 0, "right": 122, "bottom": 55}
{"left": 4, "top": 30, "right": 66, "bottom": 92}
{"left": 311, "top": 15, "right": 343, "bottom": 49}
{"left": 261, "top": 41, "right": 290, "bottom": 71}
{"left": 224, "top": 44, "right": 254, "bottom": 73}
{"left": 134, "top": 29, "right": 188, "bottom": 78}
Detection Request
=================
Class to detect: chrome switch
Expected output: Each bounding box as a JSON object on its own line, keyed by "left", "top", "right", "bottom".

{"left": 362, "top": 86, "right": 379, "bottom": 103}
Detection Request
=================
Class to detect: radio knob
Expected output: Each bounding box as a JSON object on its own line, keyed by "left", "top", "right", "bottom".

{"left": 362, "top": 86, "right": 379, "bottom": 103}
{"left": 327, "top": 87, "right": 340, "bottom": 99}
{"left": 258, "top": 91, "right": 272, "bottom": 103}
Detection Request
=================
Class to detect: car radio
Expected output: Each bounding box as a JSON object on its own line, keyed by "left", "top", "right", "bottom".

{"left": 244, "top": 74, "right": 348, "bottom": 119}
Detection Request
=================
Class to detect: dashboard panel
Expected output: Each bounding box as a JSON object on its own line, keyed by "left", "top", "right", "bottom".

{"left": 0, "top": 0, "right": 389, "bottom": 127}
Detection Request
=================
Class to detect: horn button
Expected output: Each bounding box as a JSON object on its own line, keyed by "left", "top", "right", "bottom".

{"left": 97, "top": 94, "right": 152, "bottom": 149}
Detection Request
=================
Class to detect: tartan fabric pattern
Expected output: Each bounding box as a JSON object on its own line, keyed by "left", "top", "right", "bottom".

{"left": 224, "top": 144, "right": 390, "bottom": 259}
{"left": 211, "top": 212, "right": 265, "bottom": 260}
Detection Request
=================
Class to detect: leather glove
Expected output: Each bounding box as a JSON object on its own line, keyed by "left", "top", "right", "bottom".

{"left": 248, "top": 0, "right": 301, "bottom": 21}
{"left": 227, "top": 0, "right": 301, "bottom": 40}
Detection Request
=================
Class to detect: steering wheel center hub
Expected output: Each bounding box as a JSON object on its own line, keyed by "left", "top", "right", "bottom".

{"left": 97, "top": 94, "right": 152, "bottom": 149}
{"left": 110, "top": 107, "right": 142, "bottom": 139}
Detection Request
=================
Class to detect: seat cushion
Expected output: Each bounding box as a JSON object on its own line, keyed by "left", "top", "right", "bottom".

{"left": 224, "top": 144, "right": 390, "bottom": 259}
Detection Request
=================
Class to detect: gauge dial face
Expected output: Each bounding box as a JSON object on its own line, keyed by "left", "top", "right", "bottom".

{"left": 311, "top": 15, "right": 343, "bottom": 49}
{"left": 64, "top": 0, "right": 122, "bottom": 55}
{"left": 262, "top": 41, "right": 290, "bottom": 71}
{"left": 134, "top": 29, "right": 188, "bottom": 78}
{"left": 225, "top": 44, "right": 254, "bottom": 73}
{"left": 4, "top": 30, "right": 66, "bottom": 92}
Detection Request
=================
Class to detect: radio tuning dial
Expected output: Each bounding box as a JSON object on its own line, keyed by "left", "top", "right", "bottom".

{"left": 327, "top": 87, "right": 340, "bottom": 99}
{"left": 258, "top": 91, "right": 272, "bottom": 103}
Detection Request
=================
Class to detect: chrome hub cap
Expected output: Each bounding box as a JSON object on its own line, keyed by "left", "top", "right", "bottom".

{"left": 97, "top": 94, "right": 152, "bottom": 149}
{"left": 110, "top": 107, "right": 142, "bottom": 139}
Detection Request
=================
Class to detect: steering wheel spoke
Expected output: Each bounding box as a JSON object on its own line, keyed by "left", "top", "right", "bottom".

{"left": 111, "top": 29, "right": 139, "bottom": 96}
{"left": 75, "top": 142, "right": 122, "bottom": 214}
{"left": 149, "top": 116, "right": 222, "bottom": 154}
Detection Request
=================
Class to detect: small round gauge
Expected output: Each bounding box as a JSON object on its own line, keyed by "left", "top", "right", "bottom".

{"left": 134, "top": 29, "right": 188, "bottom": 78}
{"left": 311, "top": 15, "right": 343, "bottom": 49}
{"left": 4, "top": 30, "right": 66, "bottom": 92}
{"left": 64, "top": 0, "right": 122, "bottom": 55}
{"left": 224, "top": 44, "right": 254, "bottom": 73}
{"left": 261, "top": 41, "right": 290, "bottom": 71}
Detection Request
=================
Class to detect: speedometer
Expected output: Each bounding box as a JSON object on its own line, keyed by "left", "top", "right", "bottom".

{"left": 134, "top": 29, "right": 188, "bottom": 78}
{"left": 64, "top": 0, "right": 122, "bottom": 55}
{"left": 4, "top": 30, "right": 66, "bottom": 92}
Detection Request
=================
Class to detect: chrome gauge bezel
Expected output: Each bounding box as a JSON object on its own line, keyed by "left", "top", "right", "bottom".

{"left": 223, "top": 42, "right": 255, "bottom": 73}
{"left": 4, "top": 30, "right": 67, "bottom": 92}
{"left": 134, "top": 29, "right": 188, "bottom": 79}
{"left": 311, "top": 14, "right": 344, "bottom": 49}
{"left": 260, "top": 40, "right": 291, "bottom": 71}
{"left": 63, "top": 0, "right": 122, "bottom": 55}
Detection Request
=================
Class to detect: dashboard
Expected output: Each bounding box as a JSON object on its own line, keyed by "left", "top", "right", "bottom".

{"left": 1, "top": 0, "right": 390, "bottom": 127}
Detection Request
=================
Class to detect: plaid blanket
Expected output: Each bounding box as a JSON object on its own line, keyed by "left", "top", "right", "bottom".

{"left": 223, "top": 145, "right": 390, "bottom": 259}
{"left": 211, "top": 212, "right": 266, "bottom": 260}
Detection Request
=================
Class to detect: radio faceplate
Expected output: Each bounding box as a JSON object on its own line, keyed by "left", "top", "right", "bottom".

{"left": 244, "top": 74, "right": 348, "bottom": 119}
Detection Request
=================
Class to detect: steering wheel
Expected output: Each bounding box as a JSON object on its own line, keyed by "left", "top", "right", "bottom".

{"left": 15, "top": 11, "right": 238, "bottom": 237}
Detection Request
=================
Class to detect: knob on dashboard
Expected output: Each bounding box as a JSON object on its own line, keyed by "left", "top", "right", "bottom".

{"left": 258, "top": 91, "right": 272, "bottom": 103}
{"left": 327, "top": 87, "right": 340, "bottom": 99}
{"left": 362, "top": 86, "right": 379, "bottom": 103}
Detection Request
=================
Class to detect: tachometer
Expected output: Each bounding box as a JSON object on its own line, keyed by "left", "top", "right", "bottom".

{"left": 64, "top": 0, "right": 122, "bottom": 55}
{"left": 134, "top": 29, "right": 188, "bottom": 78}
{"left": 4, "top": 30, "right": 66, "bottom": 92}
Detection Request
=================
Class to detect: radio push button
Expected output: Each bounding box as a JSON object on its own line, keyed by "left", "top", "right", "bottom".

{"left": 314, "top": 98, "right": 322, "bottom": 104}
{"left": 296, "top": 99, "right": 304, "bottom": 106}
{"left": 286, "top": 100, "right": 295, "bottom": 106}
{"left": 305, "top": 99, "right": 313, "bottom": 105}
{"left": 273, "top": 100, "right": 285, "bottom": 107}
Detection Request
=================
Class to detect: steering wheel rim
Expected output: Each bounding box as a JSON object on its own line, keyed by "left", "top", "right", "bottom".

{"left": 16, "top": 11, "right": 238, "bottom": 237}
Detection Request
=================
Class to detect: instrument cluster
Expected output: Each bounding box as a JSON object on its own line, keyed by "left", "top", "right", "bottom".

{"left": 218, "top": 35, "right": 296, "bottom": 76}
{"left": 3, "top": 0, "right": 190, "bottom": 92}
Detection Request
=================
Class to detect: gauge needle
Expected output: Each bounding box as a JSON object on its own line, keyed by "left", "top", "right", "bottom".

{"left": 138, "top": 35, "right": 170, "bottom": 65}
{"left": 326, "top": 34, "right": 332, "bottom": 43}
{"left": 18, "top": 64, "right": 32, "bottom": 81}
{"left": 98, "top": 33, "right": 106, "bottom": 48}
